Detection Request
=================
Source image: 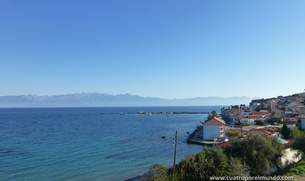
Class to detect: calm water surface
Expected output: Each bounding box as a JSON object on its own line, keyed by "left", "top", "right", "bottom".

{"left": 0, "top": 106, "right": 223, "bottom": 181}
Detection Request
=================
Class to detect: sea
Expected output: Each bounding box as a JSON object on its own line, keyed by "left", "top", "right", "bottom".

{"left": 0, "top": 106, "right": 223, "bottom": 181}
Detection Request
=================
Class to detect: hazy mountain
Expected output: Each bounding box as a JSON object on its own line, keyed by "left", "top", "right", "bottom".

{"left": 0, "top": 93, "right": 254, "bottom": 108}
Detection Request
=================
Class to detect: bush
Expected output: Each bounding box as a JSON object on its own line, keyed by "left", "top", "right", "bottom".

{"left": 148, "top": 147, "right": 244, "bottom": 181}
{"left": 254, "top": 120, "right": 265, "bottom": 126}
{"left": 281, "top": 159, "right": 305, "bottom": 176}
{"left": 147, "top": 164, "right": 169, "bottom": 181}
{"left": 224, "top": 135, "right": 284, "bottom": 175}
{"left": 226, "top": 131, "right": 242, "bottom": 140}
{"left": 266, "top": 118, "right": 281, "bottom": 125}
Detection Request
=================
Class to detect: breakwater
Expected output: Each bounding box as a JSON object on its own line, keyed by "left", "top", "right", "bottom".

{"left": 101, "top": 111, "right": 210, "bottom": 115}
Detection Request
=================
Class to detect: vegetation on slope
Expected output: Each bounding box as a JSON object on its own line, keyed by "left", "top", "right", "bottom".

{"left": 147, "top": 135, "right": 284, "bottom": 180}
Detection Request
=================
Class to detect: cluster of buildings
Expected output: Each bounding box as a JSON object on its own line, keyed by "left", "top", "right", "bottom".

{"left": 188, "top": 93, "right": 305, "bottom": 169}
{"left": 221, "top": 93, "right": 305, "bottom": 126}
{"left": 196, "top": 92, "right": 305, "bottom": 142}
{"left": 198, "top": 116, "right": 288, "bottom": 142}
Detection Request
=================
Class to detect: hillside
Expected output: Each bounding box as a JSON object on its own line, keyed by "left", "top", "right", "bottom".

{"left": 0, "top": 93, "right": 253, "bottom": 107}
{"left": 250, "top": 92, "right": 305, "bottom": 113}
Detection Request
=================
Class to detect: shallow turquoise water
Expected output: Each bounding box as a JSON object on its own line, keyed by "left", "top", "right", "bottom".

{"left": 0, "top": 106, "right": 222, "bottom": 180}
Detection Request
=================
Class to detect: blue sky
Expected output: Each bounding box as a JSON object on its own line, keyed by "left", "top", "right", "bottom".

{"left": 1, "top": 0, "right": 305, "bottom": 99}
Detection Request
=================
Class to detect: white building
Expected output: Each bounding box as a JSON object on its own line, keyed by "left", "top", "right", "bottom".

{"left": 202, "top": 117, "right": 225, "bottom": 141}
{"left": 302, "top": 118, "right": 305, "bottom": 130}
{"left": 241, "top": 115, "right": 266, "bottom": 125}
{"left": 278, "top": 121, "right": 298, "bottom": 129}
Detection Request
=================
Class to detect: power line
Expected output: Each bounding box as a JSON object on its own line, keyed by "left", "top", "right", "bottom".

{"left": 0, "top": 135, "right": 174, "bottom": 173}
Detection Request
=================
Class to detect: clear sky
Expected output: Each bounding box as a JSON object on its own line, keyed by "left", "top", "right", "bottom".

{"left": 1, "top": 0, "right": 305, "bottom": 99}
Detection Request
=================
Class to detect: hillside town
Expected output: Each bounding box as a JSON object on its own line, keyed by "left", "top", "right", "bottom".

{"left": 186, "top": 92, "right": 305, "bottom": 169}
{"left": 222, "top": 92, "right": 305, "bottom": 127}
{"left": 190, "top": 92, "right": 305, "bottom": 141}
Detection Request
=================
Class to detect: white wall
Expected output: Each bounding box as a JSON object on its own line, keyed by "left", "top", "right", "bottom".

{"left": 241, "top": 118, "right": 255, "bottom": 125}
{"left": 203, "top": 125, "right": 220, "bottom": 140}
{"left": 280, "top": 124, "right": 296, "bottom": 129}
{"left": 302, "top": 118, "right": 305, "bottom": 129}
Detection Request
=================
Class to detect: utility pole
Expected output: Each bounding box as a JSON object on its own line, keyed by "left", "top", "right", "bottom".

{"left": 173, "top": 131, "right": 177, "bottom": 170}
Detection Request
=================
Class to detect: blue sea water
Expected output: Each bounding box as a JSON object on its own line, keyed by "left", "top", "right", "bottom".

{"left": 0, "top": 106, "right": 223, "bottom": 181}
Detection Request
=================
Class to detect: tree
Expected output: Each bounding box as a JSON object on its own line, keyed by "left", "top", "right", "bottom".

{"left": 231, "top": 105, "right": 239, "bottom": 109}
{"left": 147, "top": 164, "right": 168, "bottom": 181}
{"left": 281, "top": 124, "right": 290, "bottom": 139}
{"left": 224, "top": 135, "right": 284, "bottom": 175}
{"left": 212, "top": 110, "right": 217, "bottom": 116}
{"left": 267, "top": 105, "right": 272, "bottom": 113}
{"left": 225, "top": 131, "right": 242, "bottom": 140}
{"left": 255, "top": 107, "right": 261, "bottom": 112}
{"left": 291, "top": 128, "right": 305, "bottom": 156}
{"left": 266, "top": 117, "right": 281, "bottom": 125}
{"left": 254, "top": 119, "right": 265, "bottom": 126}
{"left": 282, "top": 107, "right": 286, "bottom": 113}
{"left": 175, "top": 147, "right": 243, "bottom": 180}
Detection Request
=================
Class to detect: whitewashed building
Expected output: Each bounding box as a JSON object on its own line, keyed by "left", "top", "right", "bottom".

{"left": 301, "top": 117, "right": 305, "bottom": 130}
{"left": 241, "top": 115, "right": 266, "bottom": 125}
{"left": 202, "top": 117, "right": 225, "bottom": 141}
{"left": 278, "top": 121, "right": 298, "bottom": 129}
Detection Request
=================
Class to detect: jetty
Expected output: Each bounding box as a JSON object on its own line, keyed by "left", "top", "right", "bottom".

{"left": 187, "top": 124, "right": 222, "bottom": 146}
{"left": 101, "top": 111, "right": 210, "bottom": 115}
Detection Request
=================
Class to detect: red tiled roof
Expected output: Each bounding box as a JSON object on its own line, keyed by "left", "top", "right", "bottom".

{"left": 248, "top": 129, "right": 268, "bottom": 135}
{"left": 284, "top": 114, "right": 297, "bottom": 118}
{"left": 296, "top": 114, "right": 305, "bottom": 119}
{"left": 265, "top": 135, "right": 274, "bottom": 139}
{"left": 265, "top": 127, "right": 280, "bottom": 133}
{"left": 251, "top": 111, "right": 265, "bottom": 115}
{"left": 244, "top": 115, "right": 265, "bottom": 119}
{"left": 251, "top": 111, "right": 271, "bottom": 116}
{"left": 218, "top": 141, "right": 233, "bottom": 147}
{"left": 278, "top": 121, "right": 297, "bottom": 125}
{"left": 203, "top": 117, "right": 225, "bottom": 125}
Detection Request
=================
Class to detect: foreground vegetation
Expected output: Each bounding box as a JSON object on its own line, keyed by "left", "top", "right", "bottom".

{"left": 147, "top": 134, "right": 285, "bottom": 181}
{"left": 147, "top": 147, "right": 243, "bottom": 181}
{"left": 147, "top": 128, "right": 305, "bottom": 180}
{"left": 278, "top": 128, "right": 305, "bottom": 177}
{"left": 280, "top": 159, "right": 305, "bottom": 176}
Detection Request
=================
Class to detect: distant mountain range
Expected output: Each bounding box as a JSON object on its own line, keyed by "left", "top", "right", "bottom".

{"left": 0, "top": 93, "right": 255, "bottom": 108}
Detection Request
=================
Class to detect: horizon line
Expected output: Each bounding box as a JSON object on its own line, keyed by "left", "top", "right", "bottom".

{"left": 0, "top": 92, "right": 258, "bottom": 100}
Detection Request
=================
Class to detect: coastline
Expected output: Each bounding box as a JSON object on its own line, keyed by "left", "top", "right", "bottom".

{"left": 125, "top": 174, "right": 147, "bottom": 181}
{"left": 187, "top": 124, "right": 222, "bottom": 146}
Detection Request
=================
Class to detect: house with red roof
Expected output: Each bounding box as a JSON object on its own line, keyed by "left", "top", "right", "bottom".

{"left": 248, "top": 129, "right": 270, "bottom": 137}
{"left": 295, "top": 114, "right": 305, "bottom": 119}
{"left": 241, "top": 115, "right": 266, "bottom": 125}
{"left": 202, "top": 117, "right": 225, "bottom": 141}
{"left": 278, "top": 121, "right": 298, "bottom": 129}
{"left": 260, "top": 108, "right": 269, "bottom": 113}
{"left": 225, "top": 129, "right": 249, "bottom": 136}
